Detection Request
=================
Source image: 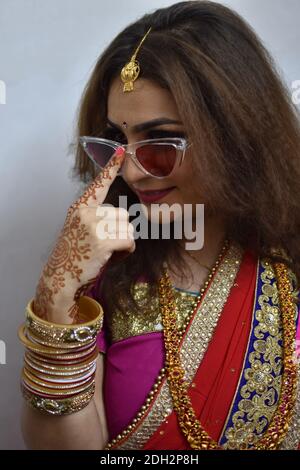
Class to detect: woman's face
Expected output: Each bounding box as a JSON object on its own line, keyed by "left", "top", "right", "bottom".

{"left": 106, "top": 77, "right": 202, "bottom": 222}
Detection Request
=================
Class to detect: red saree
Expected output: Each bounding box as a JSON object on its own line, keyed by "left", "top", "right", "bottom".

{"left": 143, "top": 247, "right": 257, "bottom": 449}
{"left": 91, "top": 242, "right": 300, "bottom": 450}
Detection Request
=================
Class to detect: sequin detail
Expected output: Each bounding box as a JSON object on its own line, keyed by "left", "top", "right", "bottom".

{"left": 110, "top": 284, "right": 199, "bottom": 342}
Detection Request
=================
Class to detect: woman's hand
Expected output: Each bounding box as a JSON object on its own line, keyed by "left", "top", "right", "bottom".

{"left": 33, "top": 147, "right": 135, "bottom": 323}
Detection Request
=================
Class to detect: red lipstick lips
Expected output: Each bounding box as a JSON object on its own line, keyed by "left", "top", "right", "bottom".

{"left": 135, "top": 187, "right": 176, "bottom": 203}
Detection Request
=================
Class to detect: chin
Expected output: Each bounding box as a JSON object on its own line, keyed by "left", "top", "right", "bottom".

{"left": 140, "top": 201, "right": 184, "bottom": 225}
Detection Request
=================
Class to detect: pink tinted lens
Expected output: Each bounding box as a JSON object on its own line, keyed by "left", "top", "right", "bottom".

{"left": 136, "top": 144, "right": 177, "bottom": 177}
{"left": 84, "top": 142, "right": 115, "bottom": 168}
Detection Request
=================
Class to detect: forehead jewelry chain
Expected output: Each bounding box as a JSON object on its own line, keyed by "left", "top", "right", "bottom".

{"left": 120, "top": 27, "right": 152, "bottom": 93}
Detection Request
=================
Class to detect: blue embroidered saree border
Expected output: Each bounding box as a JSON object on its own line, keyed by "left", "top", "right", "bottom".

{"left": 219, "top": 257, "right": 286, "bottom": 449}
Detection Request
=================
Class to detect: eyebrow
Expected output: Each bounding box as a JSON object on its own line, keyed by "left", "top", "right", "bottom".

{"left": 106, "top": 117, "right": 183, "bottom": 133}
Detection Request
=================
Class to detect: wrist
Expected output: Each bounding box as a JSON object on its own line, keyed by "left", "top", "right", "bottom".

{"left": 18, "top": 296, "right": 104, "bottom": 416}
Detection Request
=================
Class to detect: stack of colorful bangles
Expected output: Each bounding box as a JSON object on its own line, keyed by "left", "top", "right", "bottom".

{"left": 17, "top": 295, "right": 103, "bottom": 416}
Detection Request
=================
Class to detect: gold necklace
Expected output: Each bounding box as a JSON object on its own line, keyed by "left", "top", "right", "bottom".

{"left": 104, "top": 239, "right": 230, "bottom": 450}
{"left": 163, "top": 239, "right": 230, "bottom": 328}
{"left": 159, "top": 256, "right": 298, "bottom": 450}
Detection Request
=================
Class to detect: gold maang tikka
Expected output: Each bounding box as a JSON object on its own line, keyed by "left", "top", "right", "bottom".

{"left": 120, "top": 27, "right": 152, "bottom": 93}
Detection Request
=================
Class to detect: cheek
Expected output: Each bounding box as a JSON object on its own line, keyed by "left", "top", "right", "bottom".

{"left": 175, "top": 150, "right": 195, "bottom": 184}
{"left": 172, "top": 164, "right": 203, "bottom": 206}
{"left": 172, "top": 164, "right": 197, "bottom": 195}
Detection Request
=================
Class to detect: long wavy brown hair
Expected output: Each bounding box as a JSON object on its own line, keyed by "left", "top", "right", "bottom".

{"left": 70, "top": 0, "right": 300, "bottom": 317}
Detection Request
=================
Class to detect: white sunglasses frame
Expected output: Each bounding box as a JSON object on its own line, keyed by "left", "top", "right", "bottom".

{"left": 79, "top": 136, "right": 193, "bottom": 179}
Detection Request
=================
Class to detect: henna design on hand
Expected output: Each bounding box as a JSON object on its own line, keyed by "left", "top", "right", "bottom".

{"left": 34, "top": 211, "right": 92, "bottom": 321}
{"left": 67, "top": 152, "right": 123, "bottom": 214}
{"left": 34, "top": 151, "right": 124, "bottom": 322}
{"left": 67, "top": 274, "right": 101, "bottom": 323}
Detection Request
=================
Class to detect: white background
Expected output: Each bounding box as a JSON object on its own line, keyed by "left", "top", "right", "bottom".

{"left": 0, "top": 0, "right": 299, "bottom": 449}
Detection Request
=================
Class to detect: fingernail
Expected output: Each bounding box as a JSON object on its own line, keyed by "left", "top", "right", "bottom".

{"left": 114, "top": 146, "right": 125, "bottom": 164}
{"left": 116, "top": 146, "right": 125, "bottom": 155}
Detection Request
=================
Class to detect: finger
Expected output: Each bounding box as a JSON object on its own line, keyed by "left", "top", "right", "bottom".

{"left": 97, "top": 228, "right": 134, "bottom": 241}
{"left": 96, "top": 206, "right": 129, "bottom": 222}
{"left": 113, "top": 238, "right": 136, "bottom": 252}
{"left": 74, "top": 146, "right": 125, "bottom": 208}
{"left": 127, "top": 240, "right": 136, "bottom": 253}
{"left": 95, "top": 210, "right": 130, "bottom": 239}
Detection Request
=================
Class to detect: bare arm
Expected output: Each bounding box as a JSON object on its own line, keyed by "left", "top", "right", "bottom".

{"left": 21, "top": 353, "right": 108, "bottom": 450}
{"left": 20, "top": 148, "right": 130, "bottom": 450}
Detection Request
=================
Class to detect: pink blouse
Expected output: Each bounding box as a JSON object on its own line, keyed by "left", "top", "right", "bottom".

{"left": 86, "top": 270, "right": 176, "bottom": 440}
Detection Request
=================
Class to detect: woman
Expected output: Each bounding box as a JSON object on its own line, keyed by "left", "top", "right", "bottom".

{"left": 19, "top": 1, "right": 300, "bottom": 450}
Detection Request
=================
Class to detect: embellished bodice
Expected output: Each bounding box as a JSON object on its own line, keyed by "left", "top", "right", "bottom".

{"left": 108, "top": 283, "right": 199, "bottom": 343}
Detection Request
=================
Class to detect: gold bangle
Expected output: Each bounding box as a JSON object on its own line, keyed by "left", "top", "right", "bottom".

{"left": 27, "top": 345, "right": 98, "bottom": 363}
{"left": 24, "top": 362, "right": 96, "bottom": 386}
{"left": 21, "top": 381, "right": 95, "bottom": 415}
{"left": 19, "top": 323, "right": 101, "bottom": 360}
{"left": 18, "top": 324, "right": 67, "bottom": 354}
{"left": 24, "top": 359, "right": 95, "bottom": 379}
{"left": 27, "top": 342, "right": 98, "bottom": 361}
{"left": 23, "top": 367, "right": 95, "bottom": 390}
{"left": 25, "top": 350, "right": 98, "bottom": 373}
{"left": 25, "top": 296, "right": 103, "bottom": 346}
{"left": 21, "top": 369, "right": 95, "bottom": 396}
{"left": 25, "top": 328, "right": 95, "bottom": 350}
{"left": 31, "top": 344, "right": 97, "bottom": 363}
{"left": 24, "top": 354, "right": 97, "bottom": 377}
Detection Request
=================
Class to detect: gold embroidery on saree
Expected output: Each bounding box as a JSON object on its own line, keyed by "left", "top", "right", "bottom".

{"left": 279, "top": 361, "right": 300, "bottom": 449}
{"left": 221, "top": 258, "right": 300, "bottom": 449}
{"left": 279, "top": 264, "right": 300, "bottom": 450}
{"left": 112, "top": 242, "right": 244, "bottom": 450}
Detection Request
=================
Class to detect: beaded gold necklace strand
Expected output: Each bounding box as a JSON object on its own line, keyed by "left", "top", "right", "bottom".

{"left": 104, "top": 239, "right": 230, "bottom": 449}
{"left": 159, "top": 257, "right": 298, "bottom": 450}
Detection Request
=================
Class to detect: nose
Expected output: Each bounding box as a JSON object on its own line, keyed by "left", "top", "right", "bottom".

{"left": 120, "top": 150, "right": 148, "bottom": 184}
